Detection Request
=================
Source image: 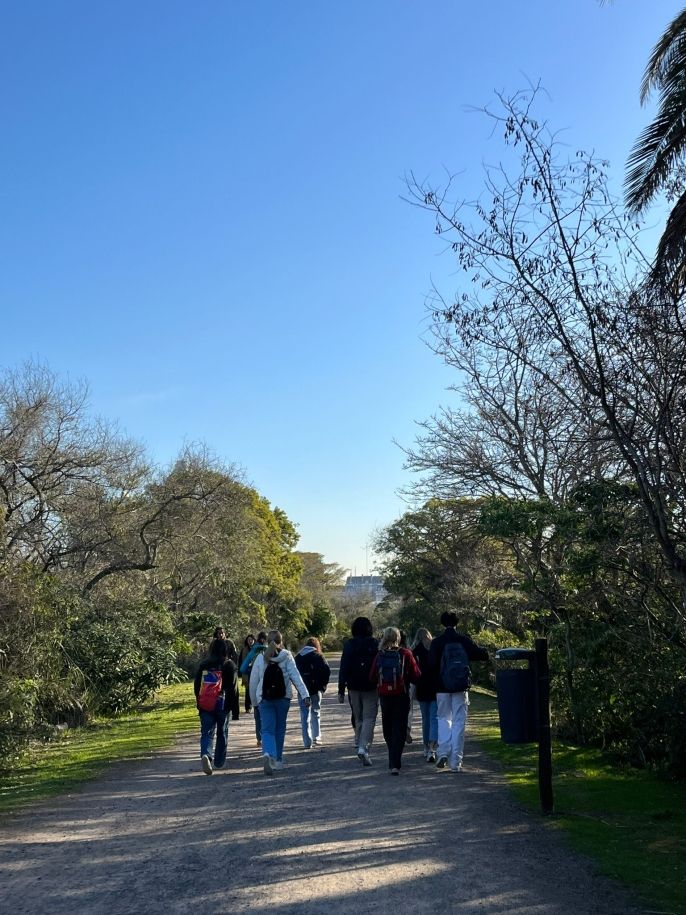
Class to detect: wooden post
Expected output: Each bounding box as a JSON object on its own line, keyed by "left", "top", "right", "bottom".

{"left": 535, "top": 637, "right": 554, "bottom": 815}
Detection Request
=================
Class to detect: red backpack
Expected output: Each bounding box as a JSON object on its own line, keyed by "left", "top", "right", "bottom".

{"left": 198, "top": 667, "right": 223, "bottom": 711}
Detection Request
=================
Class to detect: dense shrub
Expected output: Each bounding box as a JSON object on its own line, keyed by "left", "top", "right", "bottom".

{"left": 67, "top": 602, "right": 183, "bottom": 715}
{"left": 550, "top": 621, "right": 686, "bottom": 776}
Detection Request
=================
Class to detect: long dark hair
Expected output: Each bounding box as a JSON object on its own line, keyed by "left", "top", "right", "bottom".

{"left": 351, "top": 616, "right": 373, "bottom": 638}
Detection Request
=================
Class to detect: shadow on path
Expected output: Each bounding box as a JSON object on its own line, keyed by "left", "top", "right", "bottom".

{"left": 0, "top": 667, "right": 642, "bottom": 914}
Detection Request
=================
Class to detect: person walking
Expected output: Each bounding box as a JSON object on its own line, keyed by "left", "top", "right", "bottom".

{"left": 240, "top": 631, "right": 268, "bottom": 746}
{"left": 249, "top": 630, "right": 310, "bottom": 775}
{"left": 295, "top": 637, "right": 331, "bottom": 748}
{"left": 194, "top": 638, "right": 237, "bottom": 775}
{"left": 238, "top": 635, "right": 255, "bottom": 712}
{"left": 338, "top": 616, "right": 379, "bottom": 766}
{"left": 224, "top": 638, "right": 241, "bottom": 721}
{"left": 412, "top": 627, "right": 438, "bottom": 763}
{"left": 370, "top": 627, "right": 421, "bottom": 775}
{"left": 428, "top": 611, "right": 489, "bottom": 773}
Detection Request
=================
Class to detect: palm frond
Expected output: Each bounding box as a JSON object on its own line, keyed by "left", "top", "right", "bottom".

{"left": 650, "top": 187, "right": 686, "bottom": 289}
{"left": 625, "top": 84, "right": 686, "bottom": 213}
{"left": 640, "top": 8, "right": 686, "bottom": 103}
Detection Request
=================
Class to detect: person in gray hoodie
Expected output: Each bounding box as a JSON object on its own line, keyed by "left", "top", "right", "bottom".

{"left": 249, "top": 629, "right": 310, "bottom": 775}
{"left": 295, "top": 637, "right": 331, "bottom": 748}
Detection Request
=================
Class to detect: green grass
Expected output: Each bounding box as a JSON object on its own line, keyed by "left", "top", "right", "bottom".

{"left": 470, "top": 688, "right": 686, "bottom": 915}
{"left": 0, "top": 681, "right": 197, "bottom": 816}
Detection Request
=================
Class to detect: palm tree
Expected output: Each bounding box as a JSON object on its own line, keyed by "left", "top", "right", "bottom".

{"left": 625, "top": 8, "right": 686, "bottom": 285}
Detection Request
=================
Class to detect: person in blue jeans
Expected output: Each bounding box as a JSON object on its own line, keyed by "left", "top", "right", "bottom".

{"left": 295, "top": 637, "right": 331, "bottom": 748}
{"left": 240, "top": 630, "right": 268, "bottom": 745}
{"left": 412, "top": 628, "right": 439, "bottom": 763}
{"left": 249, "top": 629, "right": 310, "bottom": 775}
{"left": 194, "top": 639, "right": 237, "bottom": 775}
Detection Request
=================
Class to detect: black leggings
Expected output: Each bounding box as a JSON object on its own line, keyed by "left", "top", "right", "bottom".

{"left": 380, "top": 693, "right": 410, "bottom": 769}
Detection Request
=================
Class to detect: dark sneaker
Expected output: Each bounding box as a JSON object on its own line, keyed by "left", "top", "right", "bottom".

{"left": 201, "top": 754, "right": 213, "bottom": 776}
{"left": 436, "top": 756, "right": 448, "bottom": 770}
{"left": 427, "top": 752, "right": 437, "bottom": 764}
{"left": 357, "top": 750, "right": 372, "bottom": 767}
{"left": 263, "top": 754, "right": 275, "bottom": 776}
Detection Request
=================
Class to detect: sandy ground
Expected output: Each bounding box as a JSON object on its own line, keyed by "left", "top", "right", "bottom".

{"left": 0, "top": 669, "right": 644, "bottom": 914}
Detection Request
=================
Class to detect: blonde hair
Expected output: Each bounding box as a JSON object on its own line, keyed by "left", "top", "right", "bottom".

{"left": 380, "top": 626, "right": 400, "bottom": 650}
{"left": 264, "top": 629, "right": 283, "bottom": 661}
{"left": 412, "top": 627, "right": 432, "bottom": 650}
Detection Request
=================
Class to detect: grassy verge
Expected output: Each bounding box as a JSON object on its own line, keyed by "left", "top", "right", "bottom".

{"left": 469, "top": 688, "right": 686, "bottom": 915}
{"left": 0, "top": 681, "right": 197, "bottom": 816}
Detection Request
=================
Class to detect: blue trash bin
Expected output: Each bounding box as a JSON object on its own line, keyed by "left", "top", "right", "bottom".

{"left": 495, "top": 648, "right": 538, "bottom": 743}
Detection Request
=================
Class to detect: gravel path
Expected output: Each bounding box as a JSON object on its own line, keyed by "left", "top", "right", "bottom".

{"left": 0, "top": 674, "right": 643, "bottom": 914}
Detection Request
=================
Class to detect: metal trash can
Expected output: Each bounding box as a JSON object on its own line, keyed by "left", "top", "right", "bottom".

{"left": 495, "top": 647, "right": 538, "bottom": 743}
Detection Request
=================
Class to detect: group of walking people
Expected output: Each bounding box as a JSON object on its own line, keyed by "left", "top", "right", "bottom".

{"left": 338, "top": 611, "right": 488, "bottom": 774}
{"left": 193, "top": 611, "right": 488, "bottom": 777}
{"left": 194, "top": 628, "right": 330, "bottom": 776}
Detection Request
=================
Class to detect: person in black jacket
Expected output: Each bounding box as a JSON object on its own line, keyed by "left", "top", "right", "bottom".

{"left": 338, "top": 616, "right": 379, "bottom": 766}
{"left": 428, "top": 611, "right": 489, "bottom": 773}
{"left": 194, "top": 638, "right": 237, "bottom": 776}
{"left": 295, "top": 637, "right": 331, "bottom": 748}
{"left": 412, "top": 627, "right": 438, "bottom": 763}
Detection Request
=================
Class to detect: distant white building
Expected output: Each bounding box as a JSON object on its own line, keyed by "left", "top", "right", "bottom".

{"left": 343, "top": 575, "right": 387, "bottom": 605}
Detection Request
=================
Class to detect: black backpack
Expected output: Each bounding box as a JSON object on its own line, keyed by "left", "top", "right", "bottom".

{"left": 440, "top": 641, "right": 471, "bottom": 692}
{"left": 262, "top": 661, "right": 286, "bottom": 700}
{"left": 346, "top": 638, "right": 377, "bottom": 690}
{"left": 296, "top": 652, "right": 320, "bottom": 695}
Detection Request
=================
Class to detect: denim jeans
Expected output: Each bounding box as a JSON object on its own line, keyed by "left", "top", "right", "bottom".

{"left": 199, "top": 708, "right": 229, "bottom": 768}
{"left": 436, "top": 691, "right": 469, "bottom": 769}
{"left": 259, "top": 697, "right": 291, "bottom": 761}
{"left": 298, "top": 692, "right": 322, "bottom": 747}
{"left": 418, "top": 699, "right": 438, "bottom": 747}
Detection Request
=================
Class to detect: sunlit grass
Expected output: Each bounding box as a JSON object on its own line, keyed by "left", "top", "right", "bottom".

{"left": 0, "top": 681, "right": 197, "bottom": 815}
{"left": 470, "top": 688, "right": 686, "bottom": 915}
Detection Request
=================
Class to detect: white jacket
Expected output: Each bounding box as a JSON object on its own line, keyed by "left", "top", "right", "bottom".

{"left": 249, "top": 647, "right": 310, "bottom": 706}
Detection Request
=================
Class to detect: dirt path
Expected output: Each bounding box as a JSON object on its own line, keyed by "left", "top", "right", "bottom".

{"left": 1, "top": 673, "right": 642, "bottom": 914}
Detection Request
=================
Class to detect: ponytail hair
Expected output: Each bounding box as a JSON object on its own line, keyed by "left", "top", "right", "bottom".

{"left": 264, "top": 629, "right": 283, "bottom": 661}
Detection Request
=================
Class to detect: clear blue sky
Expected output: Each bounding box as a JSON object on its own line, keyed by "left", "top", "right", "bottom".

{"left": 1, "top": 1, "right": 676, "bottom": 575}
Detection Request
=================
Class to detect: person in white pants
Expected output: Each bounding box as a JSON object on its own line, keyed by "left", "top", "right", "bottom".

{"left": 435, "top": 691, "right": 470, "bottom": 771}
{"left": 428, "top": 611, "right": 489, "bottom": 772}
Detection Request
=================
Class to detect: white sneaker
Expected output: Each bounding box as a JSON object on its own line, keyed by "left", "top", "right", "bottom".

{"left": 201, "top": 754, "right": 213, "bottom": 776}
{"left": 263, "top": 754, "right": 275, "bottom": 776}
{"left": 274, "top": 760, "right": 284, "bottom": 770}
{"left": 314, "top": 737, "right": 322, "bottom": 745}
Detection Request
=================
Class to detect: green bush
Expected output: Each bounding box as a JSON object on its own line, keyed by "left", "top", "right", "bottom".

{"left": 68, "top": 603, "right": 183, "bottom": 715}
{"left": 549, "top": 620, "right": 686, "bottom": 777}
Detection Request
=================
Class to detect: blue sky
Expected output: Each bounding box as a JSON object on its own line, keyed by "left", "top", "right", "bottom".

{"left": 1, "top": 1, "right": 677, "bottom": 574}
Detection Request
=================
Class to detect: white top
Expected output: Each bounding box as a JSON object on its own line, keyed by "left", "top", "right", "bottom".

{"left": 249, "top": 647, "right": 310, "bottom": 706}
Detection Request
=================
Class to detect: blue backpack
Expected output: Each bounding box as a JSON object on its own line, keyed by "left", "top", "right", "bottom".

{"left": 440, "top": 641, "right": 471, "bottom": 692}
{"left": 377, "top": 649, "right": 405, "bottom": 695}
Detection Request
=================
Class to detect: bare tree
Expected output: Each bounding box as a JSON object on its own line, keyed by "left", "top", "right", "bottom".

{"left": 406, "top": 88, "right": 686, "bottom": 600}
